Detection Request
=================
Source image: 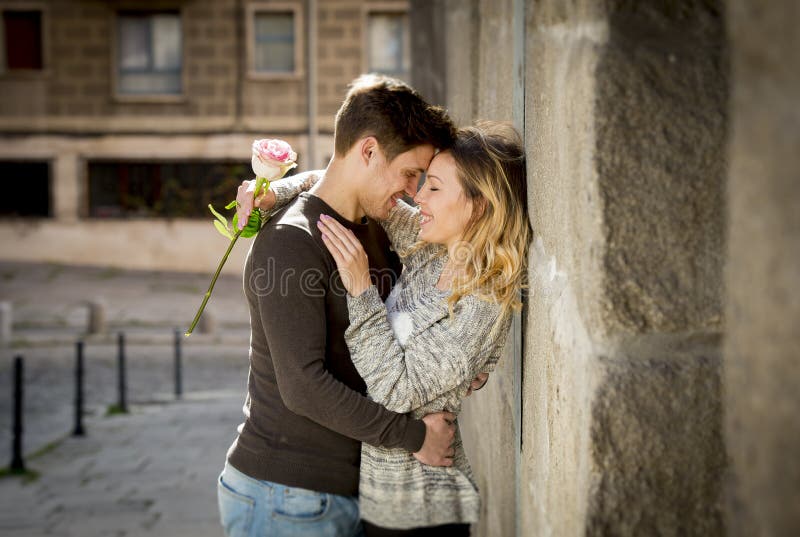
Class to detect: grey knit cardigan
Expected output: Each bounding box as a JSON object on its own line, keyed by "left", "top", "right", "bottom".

{"left": 346, "top": 200, "right": 511, "bottom": 529}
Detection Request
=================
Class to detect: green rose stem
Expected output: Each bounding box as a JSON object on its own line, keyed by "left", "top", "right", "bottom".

{"left": 185, "top": 175, "right": 273, "bottom": 338}
{"left": 185, "top": 227, "right": 243, "bottom": 337}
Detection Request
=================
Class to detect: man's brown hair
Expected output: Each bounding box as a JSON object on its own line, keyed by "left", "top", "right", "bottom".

{"left": 333, "top": 74, "right": 456, "bottom": 161}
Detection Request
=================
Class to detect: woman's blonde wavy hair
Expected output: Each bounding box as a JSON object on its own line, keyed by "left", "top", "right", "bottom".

{"left": 404, "top": 121, "right": 531, "bottom": 323}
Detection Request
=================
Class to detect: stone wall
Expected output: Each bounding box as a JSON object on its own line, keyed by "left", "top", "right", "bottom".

{"left": 417, "top": 1, "right": 731, "bottom": 535}
{"left": 724, "top": 0, "right": 800, "bottom": 535}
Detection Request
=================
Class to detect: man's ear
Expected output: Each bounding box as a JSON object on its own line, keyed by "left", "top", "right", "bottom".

{"left": 359, "top": 136, "right": 379, "bottom": 166}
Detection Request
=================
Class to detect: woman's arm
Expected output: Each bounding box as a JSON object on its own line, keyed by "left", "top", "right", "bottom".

{"left": 235, "top": 170, "right": 321, "bottom": 230}
{"left": 268, "top": 170, "right": 320, "bottom": 210}
{"left": 379, "top": 200, "right": 422, "bottom": 259}
{"left": 317, "top": 214, "right": 510, "bottom": 412}
{"left": 344, "top": 287, "right": 509, "bottom": 413}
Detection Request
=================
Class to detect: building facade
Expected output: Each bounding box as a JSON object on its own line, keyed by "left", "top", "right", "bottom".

{"left": 0, "top": 0, "right": 409, "bottom": 272}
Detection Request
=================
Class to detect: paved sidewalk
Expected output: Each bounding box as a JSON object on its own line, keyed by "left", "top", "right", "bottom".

{"left": 0, "top": 261, "right": 253, "bottom": 535}
{"left": 0, "top": 390, "right": 244, "bottom": 537}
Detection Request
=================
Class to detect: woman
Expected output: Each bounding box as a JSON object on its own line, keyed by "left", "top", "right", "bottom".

{"left": 256, "top": 122, "right": 529, "bottom": 535}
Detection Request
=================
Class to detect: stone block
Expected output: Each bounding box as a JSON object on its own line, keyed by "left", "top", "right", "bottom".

{"left": 190, "top": 83, "right": 216, "bottom": 98}
{"left": 187, "top": 45, "right": 215, "bottom": 59}
{"left": 593, "top": 2, "right": 727, "bottom": 336}
{"left": 64, "top": 63, "right": 93, "bottom": 78}
{"left": 82, "top": 82, "right": 109, "bottom": 98}
{"left": 206, "top": 64, "right": 232, "bottom": 78}
{"left": 335, "top": 46, "right": 361, "bottom": 60}
{"left": 204, "top": 103, "right": 231, "bottom": 116}
{"left": 319, "top": 26, "right": 345, "bottom": 39}
{"left": 66, "top": 102, "right": 96, "bottom": 116}
{"left": 587, "top": 341, "right": 726, "bottom": 536}
{"left": 81, "top": 45, "right": 108, "bottom": 59}
{"left": 50, "top": 83, "right": 78, "bottom": 98}
{"left": 333, "top": 8, "right": 360, "bottom": 21}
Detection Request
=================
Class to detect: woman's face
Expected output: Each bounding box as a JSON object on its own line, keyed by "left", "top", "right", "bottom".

{"left": 413, "top": 151, "right": 475, "bottom": 248}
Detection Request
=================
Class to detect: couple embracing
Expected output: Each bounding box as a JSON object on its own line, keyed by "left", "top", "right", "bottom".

{"left": 217, "top": 74, "right": 530, "bottom": 537}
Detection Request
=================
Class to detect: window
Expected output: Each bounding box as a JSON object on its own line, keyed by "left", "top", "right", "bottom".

{"left": 366, "top": 10, "right": 409, "bottom": 79}
{"left": 1, "top": 9, "right": 43, "bottom": 72}
{"left": 117, "top": 11, "right": 182, "bottom": 96}
{"left": 87, "top": 161, "right": 295, "bottom": 219}
{"left": 247, "top": 3, "right": 303, "bottom": 78}
{"left": 0, "top": 161, "right": 50, "bottom": 217}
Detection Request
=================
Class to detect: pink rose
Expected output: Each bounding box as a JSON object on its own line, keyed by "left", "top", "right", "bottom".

{"left": 251, "top": 139, "right": 297, "bottom": 179}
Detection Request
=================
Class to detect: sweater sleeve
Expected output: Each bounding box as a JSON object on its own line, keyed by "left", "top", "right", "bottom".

{"left": 253, "top": 226, "right": 425, "bottom": 452}
{"left": 259, "top": 170, "right": 322, "bottom": 221}
{"left": 378, "top": 200, "right": 422, "bottom": 262}
{"left": 343, "top": 286, "right": 509, "bottom": 413}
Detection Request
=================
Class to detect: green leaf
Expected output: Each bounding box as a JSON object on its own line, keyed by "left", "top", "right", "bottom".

{"left": 240, "top": 210, "right": 262, "bottom": 238}
{"left": 224, "top": 199, "right": 238, "bottom": 211}
{"left": 213, "top": 219, "right": 233, "bottom": 240}
{"left": 208, "top": 204, "right": 229, "bottom": 228}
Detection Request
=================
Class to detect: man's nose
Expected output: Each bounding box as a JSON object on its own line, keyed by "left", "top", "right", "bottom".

{"left": 404, "top": 177, "right": 419, "bottom": 198}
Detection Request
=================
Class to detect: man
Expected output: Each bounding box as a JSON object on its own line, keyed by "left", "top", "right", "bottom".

{"left": 218, "top": 75, "right": 477, "bottom": 537}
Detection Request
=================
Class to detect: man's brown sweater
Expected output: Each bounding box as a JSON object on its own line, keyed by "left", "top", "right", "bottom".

{"left": 226, "top": 192, "right": 426, "bottom": 496}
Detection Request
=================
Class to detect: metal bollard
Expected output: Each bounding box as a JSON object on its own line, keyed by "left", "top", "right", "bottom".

{"left": 10, "top": 355, "right": 25, "bottom": 471}
{"left": 73, "top": 341, "right": 85, "bottom": 436}
{"left": 174, "top": 329, "right": 183, "bottom": 399}
{"left": 117, "top": 332, "right": 128, "bottom": 413}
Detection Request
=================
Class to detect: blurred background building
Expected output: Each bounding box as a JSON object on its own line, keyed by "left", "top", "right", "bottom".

{"left": 0, "top": 0, "right": 409, "bottom": 272}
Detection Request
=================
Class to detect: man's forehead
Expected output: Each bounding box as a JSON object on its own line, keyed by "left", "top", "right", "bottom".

{"left": 395, "top": 144, "right": 435, "bottom": 170}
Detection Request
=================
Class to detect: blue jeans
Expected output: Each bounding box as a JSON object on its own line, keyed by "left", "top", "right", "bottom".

{"left": 217, "top": 462, "right": 364, "bottom": 537}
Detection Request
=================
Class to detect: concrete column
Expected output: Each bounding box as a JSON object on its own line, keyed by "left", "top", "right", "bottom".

{"left": 410, "top": 0, "right": 448, "bottom": 107}
{"left": 519, "top": 1, "right": 727, "bottom": 535}
{"left": 447, "top": 1, "right": 518, "bottom": 536}
{"left": 725, "top": 1, "right": 800, "bottom": 535}
{"left": 443, "top": 0, "right": 478, "bottom": 125}
{"left": 52, "top": 152, "right": 81, "bottom": 222}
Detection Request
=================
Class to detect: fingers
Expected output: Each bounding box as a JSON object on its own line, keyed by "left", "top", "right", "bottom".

{"left": 318, "top": 221, "right": 352, "bottom": 264}
{"left": 319, "top": 226, "right": 346, "bottom": 265}
{"left": 470, "top": 372, "right": 489, "bottom": 391}
{"left": 318, "top": 215, "right": 363, "bottom": 255}
{"left": 236, "top": 180, "right": 256, "bottom": 230}
{"left": 440, "top": 411, "right": 456, "bottom": 423}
